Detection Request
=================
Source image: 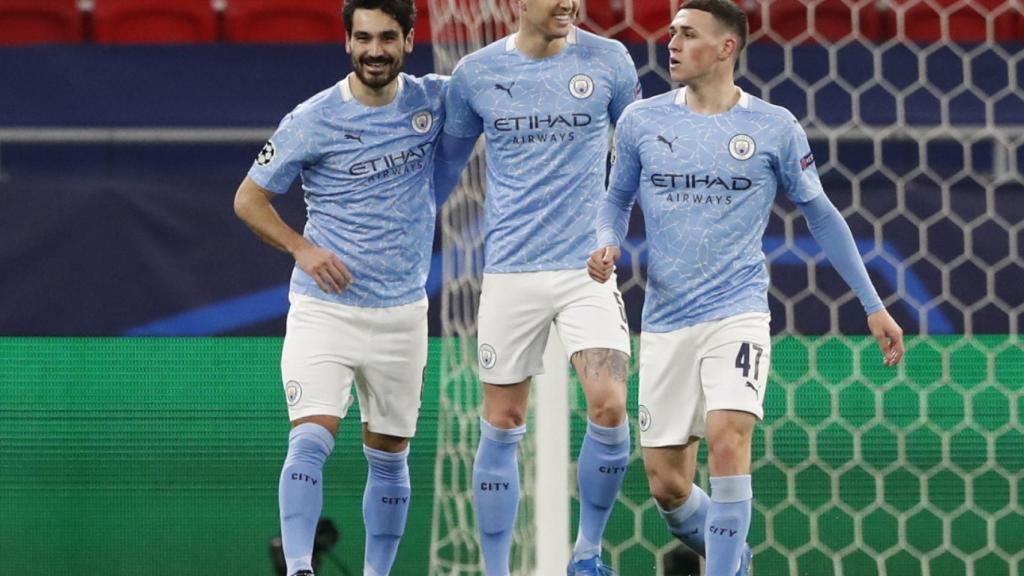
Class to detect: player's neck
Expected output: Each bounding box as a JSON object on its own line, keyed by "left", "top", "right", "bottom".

{"left": 682, "top": 80, "right": 741, "bottom": 116}
{"left": 515, "top": 26, "right": 568, "bottom": 59}
{"left": 347, "top": 73, "right": 400, "bottom": 107}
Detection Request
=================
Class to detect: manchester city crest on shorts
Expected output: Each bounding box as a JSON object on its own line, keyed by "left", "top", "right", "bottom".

{"left": 728, "top": 134, "right": 756, "bottom": 161}
{"left": 569, "top": 74, "right": 594, "bottom": 99}
{"left": 285, "top": 380, "right": 302, "bottom": 406}
{"left": 256, "top": 140, "right": 276, "bottom": 166}
{"left": 479, "top": 344, "right": 497, "bottom": 370}
{"left": 412, "top": 111, "right": 433, "bottom": 134}
{"left": 638, "top": 404, "right": 652, "bottom": 432}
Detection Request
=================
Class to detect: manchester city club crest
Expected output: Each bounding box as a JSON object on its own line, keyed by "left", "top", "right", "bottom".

{"left": 285, "top": 380, "right": 302, "bottom": 406}
{"left": 412, "top": 110, "right": 433, "bottom": 134}
{"left": 728, "top": 134, "right": 756, "bottom": 160}
{"left": 638, "top": 404, "right": 652, "bottom": 432}
{"left": 479, "top": 344, "right": 497, "bottom": 370}
{"left": 256, "top": 140, "right": 276, "bottom": 166}
{"left": 569, "top": 74, "right": 594, "bottom": 99}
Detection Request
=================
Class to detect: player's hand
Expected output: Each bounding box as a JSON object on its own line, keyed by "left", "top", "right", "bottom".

{"left": 867, "top": 309, "right": 904, "bottom": 367}
{"left": 294, "top": 243, "right": 352, "bottom": 294}
{"left": 587, "top": 245, "right": 620, "bottom": 283}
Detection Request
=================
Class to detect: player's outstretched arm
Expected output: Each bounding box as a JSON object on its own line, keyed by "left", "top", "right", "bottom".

{"left": 432, "top": 132, "right": 477, "bottom": 206}
{"left": 796, "top": 193, "right": 903, "bottom": 365}
{"left": 234, "top": 177, "right": 352, "bottom": 293}
{"left": 587, "top": 245, "right": 621, "bottom": 283}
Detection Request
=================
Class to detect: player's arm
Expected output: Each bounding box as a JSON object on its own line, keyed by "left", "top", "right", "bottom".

{"left": 794, "top": 195, "right": 902, "bottom": 365}
{"left": 234, "top": 177, "right": 351, "bottom": 293}
{"left": 433, "top": 61, "right": 484, "bottom": 206}
{"left": 781, "top": 119, "right": 904, "bottom": 365}
{"left": 591, "top": 111, "right": 641, "bottom": 283}
{"left": 608, "top": 43, "right": 642, "bottom": 124}
{"left": 433, "top": 132, "right": 477, "bottom": 206}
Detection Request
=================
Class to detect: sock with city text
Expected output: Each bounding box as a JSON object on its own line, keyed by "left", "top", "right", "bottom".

{"left": 705, "top": 475, "right": 752, "bottom": 576}
{"left": 279, "top": 423, "right": 335, "bottom": 576}
{"left": 363, "top": 444, "right": 411, "bottom": 576}
{"left": 573, "top": 419, "right": 631, "bottom": 563}
{"left": 473, "top": 418, "right": 526, "bottom": 576}
{"left": 658, "top": 483, "right": 710, "bottom": 556}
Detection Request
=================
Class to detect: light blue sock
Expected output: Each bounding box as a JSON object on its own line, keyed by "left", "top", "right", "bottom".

{"left": 279, "top": 423, "right": 335, "bottom": 576}
{"left": 573, "top": 419, "right": 630, "bottom": 563}
{"left": 658, "top": 484, "right": 710, "bottom": 556}
{"left": 363, "top": 445, "right": 411, "bottom": 576}
{"left": 706, "top": 475, "right": 753, "bottom": 576}
{"left": 473, "top": 418, "right": 526, "bottom": 576}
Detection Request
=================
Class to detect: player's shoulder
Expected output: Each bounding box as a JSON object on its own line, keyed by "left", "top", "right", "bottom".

{"left": 452, "top": 36, "right": 511, "bottom": 75}
{"left": 571, "top": 27, "right": 630, "bottom": 57}
{"left": 741, "top": 92, "right": 801, "bottom": 126}
{"left": 621, "top": 90, "right": 679, "bottom": 119}
{"left": 400, "top": 72, "right": 449, "bottom": 99}
{"left": 285, "top": 81, "right": 346, "bottom": 121}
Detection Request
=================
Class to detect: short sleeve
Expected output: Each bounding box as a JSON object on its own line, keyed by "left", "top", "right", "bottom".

{"left": 247, "top": 112, "right": 318, "bottom": 195}
{"left": 609, "top": 45, "right": 642, "bottom": 124}
{"left": 776, "top": 118, "right": 825, "bottom": 204}
{"left": 608, "top": 107, "right": 642, "bottom": 194}
{"left": 443, "top": 61, "right": 484, "bottom": 139}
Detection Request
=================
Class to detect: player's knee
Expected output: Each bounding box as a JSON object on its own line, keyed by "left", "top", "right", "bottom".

{"left": 586, "top": 395, "right": 627, "bottom": 427}
{"left": 647, "top": 469, "right": 692, "bottom": 510}
{"left": 705, "top": 431, "right": 746, "bottom": 467}
{"left": 483, "top": 407, "right": 528, "bottom": 429}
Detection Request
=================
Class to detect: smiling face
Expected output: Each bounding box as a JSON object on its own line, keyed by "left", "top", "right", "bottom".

{"left": 519, "top": 0, "right": 579, "bottom": 41}
{"left": 345, "top": 8, "right": 413, "bottom": 90}
{"left": 667, "top": 8, "right": 738, "bottom": 84}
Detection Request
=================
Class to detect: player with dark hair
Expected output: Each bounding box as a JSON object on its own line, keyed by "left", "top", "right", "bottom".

{"left": 234, "top": 1, "right": 446, "bottom": 574}
{"left": 589, "top": 1, "right": 905, "bottom": 574}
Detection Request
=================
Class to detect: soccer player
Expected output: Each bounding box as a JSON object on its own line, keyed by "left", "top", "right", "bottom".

{"left": 233, "top": 1, "right": 446, "bottom": 575}
{"left": 588, "top": 1, "right": 906, "bottom": 575}
{"left": 432, "top": 0, "right": 641, "bottom": 574}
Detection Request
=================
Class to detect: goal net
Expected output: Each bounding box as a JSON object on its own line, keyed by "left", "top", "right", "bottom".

{"left": 429, "top": 1, "right": 1024, "bottom": 575}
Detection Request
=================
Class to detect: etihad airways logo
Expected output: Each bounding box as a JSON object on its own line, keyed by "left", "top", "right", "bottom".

{"left": 349, "top": 142, "right": 433, "bottom": 177}
{"left": 650, "top": 173, "right": 753, "bottom": 190}
{"left": 493, "top": 113, "right": 592, "bottom": 132}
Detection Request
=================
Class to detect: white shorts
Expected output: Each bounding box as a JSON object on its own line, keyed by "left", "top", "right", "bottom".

{"left": 280, "top": 292, "right": 428, "bottom": 438}
{"left": 477, "top": 269, "right": 632, "bottom": 384}
{"left": 638, "top": 313, "right": 771, "bottom": 447}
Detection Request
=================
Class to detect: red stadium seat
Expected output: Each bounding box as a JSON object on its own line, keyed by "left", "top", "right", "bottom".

{"left": 750, "top": 0, "right": 885, "bottom": 43}
{"left": 0, "top": 0, "right": 83, "bottom": 45}
{"left": 891, "top": 0, "right": 1023, "bottom": 43}
{"left": 224, "top": 0, "right": 345, "bottom": 43}
{"left": 92, "top": 0, "right": 217, "bottom": 43}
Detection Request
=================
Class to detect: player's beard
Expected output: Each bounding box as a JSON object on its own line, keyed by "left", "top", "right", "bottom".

{"left": 353, "top": 55, "right": 403, "bottom": 89}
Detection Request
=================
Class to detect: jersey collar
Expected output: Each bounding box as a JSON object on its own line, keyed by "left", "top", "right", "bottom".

{"left": 675, "top": 86, "right": 750, "bottom": 110}
{"left": 338, "top": 74, "right": 405, "bottom": 103}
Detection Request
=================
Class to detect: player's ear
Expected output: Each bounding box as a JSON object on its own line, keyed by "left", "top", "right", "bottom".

{"left": 345, "top": 32, "right": 352, "bottom": 54}
{"left": 720, "top": 35, "right": 737, "bottom": 62}
{"left": 405, "top": 28, "right": 415, "bottom": 54}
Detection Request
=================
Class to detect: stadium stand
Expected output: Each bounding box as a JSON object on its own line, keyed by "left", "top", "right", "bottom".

{"left": 223, "top": 0, "right": 345, "bottom": 43}
{"left": 0, "top": 0, "right": 82, "bottom": 45}
{"left": 92, "top": 0, "right": 218, "bottom": 43}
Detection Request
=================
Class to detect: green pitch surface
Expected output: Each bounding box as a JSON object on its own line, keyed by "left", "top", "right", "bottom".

{"left": 1, "top": 336, "right": 1021, "bottom": 575}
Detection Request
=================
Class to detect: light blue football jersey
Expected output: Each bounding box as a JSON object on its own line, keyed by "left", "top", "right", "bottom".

{"left": 444, "top": 27, "right": 641, "bottom": 273}
{"left": 599, "top": 88, "right": 825, "bottom": 332}
{"left": 248, "top": 73, "right": 447, "bottom": 308}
